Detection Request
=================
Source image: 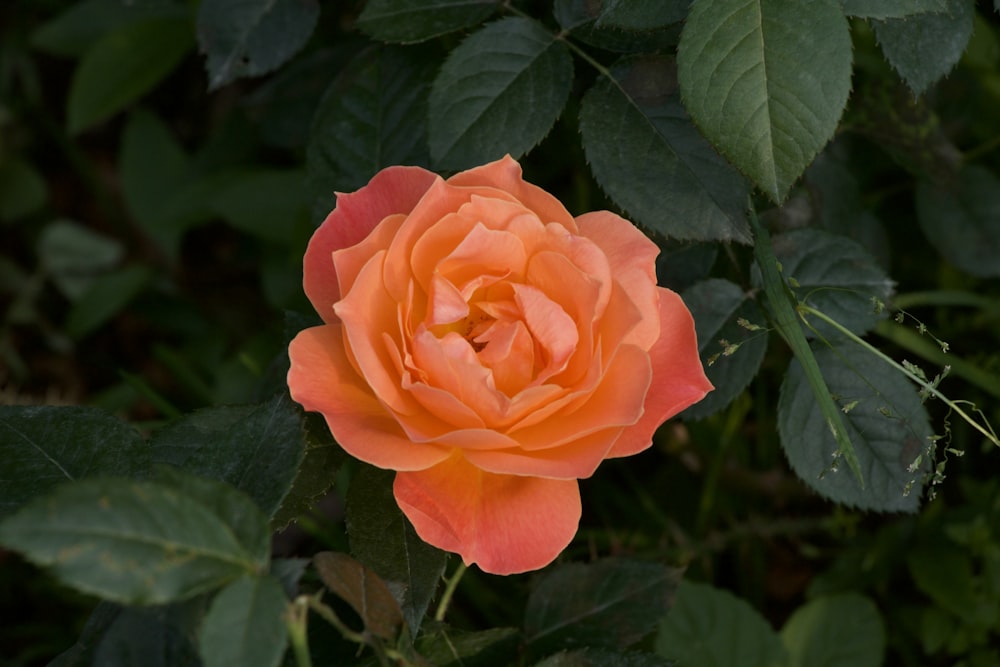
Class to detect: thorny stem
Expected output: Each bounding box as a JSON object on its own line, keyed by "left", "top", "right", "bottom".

{"left": 799, "top": 304, "right": 1000, "bottom": 449}
{"left": 435, "top": 561, "right": 468, "bottom": 622}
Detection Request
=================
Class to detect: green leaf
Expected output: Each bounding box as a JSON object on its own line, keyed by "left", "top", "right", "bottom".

{"left": 537, "top": 648, "right": 676, "bottom": 667}
{"left": 314, "top": 551, "right": 405, "bottom": 639}
{"left": 416, "top": 625, "right": 521, "bottom": 667}
{"left": 271, "top": 413, "right": 343, "bottom": 530}
{"left": 907, "top": 542, "right": 977, "bottom": 617}
{"left": 916, "top": 165, "right": 1000, "bottom": 277}
{"left": 150, "top": 393, "right": 306, "bottom": 519}
{"left": 841, "top": 0, "right": 946, "bottom": 18}
{"left": 680, "top": 279, "right": 768, "bottom": 419}
{"left": 0, "top": 157, "right": 48, "bottom": 221}
{"left": 91, "top": 603, "right": 203, "bottom": 667}
{"left": 66, "top": 265, "right": 153, "bottom": 339}
{"left": 0, "top": 405, "right": 148, "bottom": 518}
{"left": 873, "top": 0, "right": 974, "bottom": 96}
{"left": 554, "top": 0, "right": 682, "bottom": 53}
{"left": 579, "top": 56, "right": 750, "bottom": 243}
{"left": 210, "top": 169, "right": 310, "bottom": 243}
{"left": 0, "top": 476, "right": 269, "bottom": 604}
{"left": 429, "top": 17, "right": 573, "bottom": 170}
{"left": 677, "top": 0, "right": 852, "bottom": 202}
{"left": 780, "top": 593, "right": 885, "bottom": 667}
{"left": 30, "top": 0, "right": 187, "bottom": 58}
{"left": 655, "top": 580, "right": 787, "bottom": 667}
{"left": 199, "top": 575, "right": 289, "bottom": 667}
{"left": 67, "top": 17, "right": 194, "bottom": 133}
{"left": 596, "top": 0, "right": 688, "bottom": 29}
{"left": 524, "top": 559, "right": 682, "bottom": 657}
{"left": 307, "top": 45, "right": 437, "bottom": 219}
{"left": 345, "top": 464, "right": 448, "bottom": 635}
{"left": 196, "top": 0, "right": 319, "bottom": 90}
{"left": 778, "top": 341, "right": 932, "bottom": 512}
{"left": 357, "top": 0, "right": 501, "bottom": 43}
{"left": 656, "top": 240, "right": 718, "bottom": 293}
{"left": 37, "top": 219, "right": 124, "bottom": 300}
{"left": 768, "top": 228, "right": 894, "bottom": 339}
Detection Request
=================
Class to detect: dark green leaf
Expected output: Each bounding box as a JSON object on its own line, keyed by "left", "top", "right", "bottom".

{"left": 270, "top": 557, "right": 309, "bottom": 599}
{"left": 314, "top": 551, "right": 404, "bottom": 639}
{"left": 67, "top": 17, "right": 194, "bottom": 132}
{"left": 580, "top": 56, "right": 750, "bottom": 243}
{"left": 197, "top": 0, "right": 320, "bottom": 90}
{"left": 211, "top": 169, "right": 310, "bottom": 243}
{"left": 907, "top": 542, "right": 977, "bottom": 617}
{"left": 66, "top": 265, "right": 153, "bottom": 339}
{"left": 30, "top": 0, "right": 187, "bottom": 57}
{"left": 346, "top": 464, "right": 448, "bottom": 635}
{"left": 0, "top": 405, "right": 148, "bottom": 518}
{"left": 0, "top": 157, "right": 47, "bottom": 221}
{"left": 271, "top": 412, "right": 343, "bottom": 530}
{"left": 524, "top": 559, "right": 682, "bottom": 656}
{"left": 47, "top": 602, "right": 123, "bottom": 667}
{"left": 0, "top": 477, "right": 269, "bottom": 604}
{"left": 596, "top": 0, "right": 687, "bottom": 29}
{"left": 873, "top": 0, "right": 974, "bottom": 96}
{"left": 841, "top": 0, "right": 946, "bottom": 18}
{"left": 307, "top": 45, "right": 437, "bottom": 219}
{"left": 655, "top": 240, "right": 718, "bottom": 293}
{"left": 680, "top": 279, "right": 768, "bottom": 419}
{"left": 37, "top": 219, "right": 124, "bottom": 300}
{"left": 150, "top": 393, "right": 306, "bottom": 519}
{"left": 780, "top": 593, "right": 885, "bottom": 667}
{"left": 778, "top": 341, "right": 932, "bottom": 512}
{"left": 536, "top": 648, "right": 676, "bottom": 667}
{"left": 91, "top": 604, "right": 203, "bottom": 667}
{"left": 554, "top": 0, "right": 682, "bottom": 52}
{"left": 655, "top": 580, "right": 787, "bottom": 667}
{"left": 429, "top": 17, "right": 573, "bottom": 170}
{"left": 199, "top": 575, "right": 290, "bottom": 667}
{"left": 768, "top": 228, "right": 894, "bottom": 339}
{"left": 916, "top": 165, "right": 1000, "bottom": 277}
{"left": 357, "top": 0, "right": 501, "bottom": 43}
{"left": 677, "top": 0, "right": 852, "bottom": 202}
{"left": 416, "top": 625, "right": 521, "bottom": 667}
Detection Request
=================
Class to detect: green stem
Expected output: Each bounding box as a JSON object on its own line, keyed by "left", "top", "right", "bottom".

{"left": 801, "top": 305, "right": 1000, "bottom": 449}
{"left": 434, "top": 561, "right": 468, "bottom": 622}
{"left": 749, "top": 207, "right": 864, "bottom": 485}
{"left": 286, "top": 597, "right": 314, "bottom": 667}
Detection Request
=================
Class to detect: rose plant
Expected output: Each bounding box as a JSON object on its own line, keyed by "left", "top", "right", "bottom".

{"left": 288, "top": 155, "right": 713, "bottom": 574}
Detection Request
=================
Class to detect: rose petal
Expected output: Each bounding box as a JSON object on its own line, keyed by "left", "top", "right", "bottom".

{"left": 606, "top": 288, "right": 714, "bottom": 458}
{"left": 287, "top": 325, "right": 450, "bottom": 471}
{"left": 304, "top": 166, "right": 437, "bottom": 322}
{"left": 393, "top": 452, "right": 581, "bottom": 575}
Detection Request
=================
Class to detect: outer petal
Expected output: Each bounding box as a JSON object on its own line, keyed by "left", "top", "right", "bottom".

{"left": 287, "top": 325, "right": 451, "bottom": 471}
{"left": 393, "top": 452, "right": 581, "bottom": 575}
{"left": 606, "top": 289, "right": 714, "bottom": 458}
{"left": 304, "top": 166, "right": 438, "bottom": 322}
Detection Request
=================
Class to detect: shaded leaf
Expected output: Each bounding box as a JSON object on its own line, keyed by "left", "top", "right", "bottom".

{"left": 47, "top": 602, "right": 123, "bottom": 667}
{"left": 524, "top": 559, "right": 682, "bottom": 657}
{"left": 0, "top": 157, "right": 48, "bottom": 221}
{"left": 554, "top": 0, "right": 681, "bottom": 52}
{"left": 655, "top": 240, "right": 718, "bottom": 293}
{"left": 67, "top": 17, "right": 193, "bottom": 132}
{"left": 655, "top": 580, "right": 787, "bottom": 667}
{"left": 769, "top": 228, "right": 894, "bottom": 339}
{"left": 580, "top": 56, "right": 750, "bottom": 243}
{"left": 210, "top": 169, "right": 311, "bottom": 243}
{"left": 197, "top": 0, "right": 319, "bottom": 90}
{"left": 780, "top": 593, "right": 885, "bottom": 667}
{"left": 916, "top": 165, "right": 1000, "bottom": 277}
{"left": 429, "top": 17, "right": 573, "bottom": 170}
{"left": 841, "top": 0, "right": 946, "bottom": 18}
{"left": 199, "top": 575, "right": 289, "bottom": 667}
{"left": 596, "top": 0, "right": 688, "bottom": 28}
{"left": 416, "top": 625, "right": 521, "bottom": 667}
{"left": 346, "top": 464, "right": 448, "bottom": 635}
{"left": 307, "top": 45, "right": 437, "bottom": 219}
{"left": 907, "top": 542, "right": 977, "bottom": 617}
{"left": 37, "top": 219, "right": 124, "bottom": 300}
{"left": 873, "top": 0, "right": 974, "bottom": 96}
{"left": 778, "top": 341, "right": 932, "bottom": 512}
{"left": 680, "top": 279, "right": 768, "bottom": 419}
{"left": 271, "top": 412, "right": 343, "bottom": 530}
{"left": 314, "top": 551, "right": 404, "bottom": 639}
{"left": 66, "top": 265, "right": 153, "bottom": 339}
{"left": 31, "top": 0, "right": 187, "bottom": 58}
{"left": 677, "top": 0, "right": 852, "bottom": 202}
{"left": 357, "top": 0, "right": 501, "bottom": 43}
{"left": 0, "top": 405, "right": 148, "bottom": 518}
{"left": 150, "top": 393, "right": 306, "bottom": 519}
{"left": 0, "top": 476, "right": 269, "bottom": 604}
{"left": 537, "top": 648, "right": 676, "bottom": 667}
{"left": 92, "top": 605, "right": 202, "bottom": 667}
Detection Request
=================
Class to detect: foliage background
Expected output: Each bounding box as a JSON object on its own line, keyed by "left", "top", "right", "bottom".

{"left": 1, "top": 0, "right": 1000, "bottom": 666}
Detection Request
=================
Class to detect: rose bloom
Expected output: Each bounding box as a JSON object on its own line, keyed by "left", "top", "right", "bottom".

{"left": 287, "top": 156, "right": 712, "bottom": 575}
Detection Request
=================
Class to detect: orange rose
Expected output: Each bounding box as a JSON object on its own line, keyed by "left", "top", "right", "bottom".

{"left": 287, "top": 156, "right": 712, "bottom": 574}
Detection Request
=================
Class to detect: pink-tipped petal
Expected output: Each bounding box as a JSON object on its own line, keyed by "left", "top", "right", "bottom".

{"left": 394, "top": 452, "right": 581, "bottom": 575}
